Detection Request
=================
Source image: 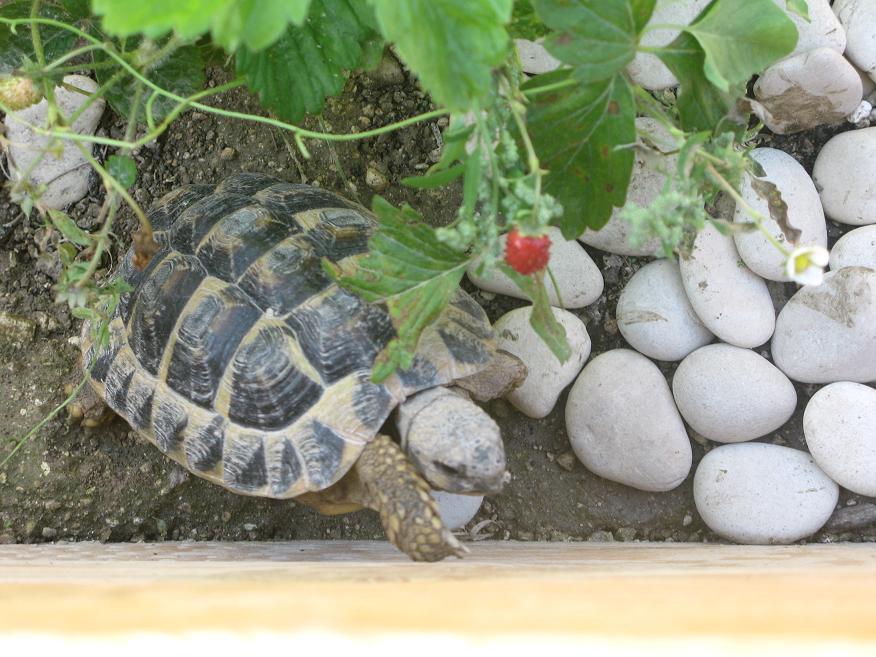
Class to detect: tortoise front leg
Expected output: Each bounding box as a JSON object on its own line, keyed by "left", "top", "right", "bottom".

{"left": 355, "top": 435, "right": 467, "bottom": 562}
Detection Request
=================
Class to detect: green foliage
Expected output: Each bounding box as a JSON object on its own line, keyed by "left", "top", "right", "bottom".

{"left": 0, "top": 0, "right": 83, "bottom": 74}
{"left": 685, "top": 0, "right": 797, "bottom": 92}
{"left": 329, "top": 198, "right": 471, "bottom": 383}
{"left": 91, "top": 0, "right": 311, "bottom": 51}
{"left": 370, "top": 0, "right": 512, "bottom": 111}
{"left": 499, "top": 264, "right": 570, "bottom": 362}
{"left": 235, "top": 0, "right": 380, "bottom": 123}
{"left": 47, "top": 209, "right": 92, "bottom": 246}
{"left": 785, "top": 0, "right": 810, "bottom": 20}
{"left": 656, "top": 31, "right": 737, "bottom": 132}
{"left": 210, "top": 0, "right": 312, "bottom": 52}
{"left": 534, "top": 0, "right": 653, "bottom": 83}
{"left": 106, "top": 154, "right": 136, "bottom": 188}
{"left": 95, "top": 42, "right": 205, "bottom": 123}
{"left": 509, "top": 0, "right": 549, "bottom": 40}
{"left": 0, "top": 0, "right": 809, "bottom": 387}
{"left": 525, "top": 69, "right": 636, "bottom": 237}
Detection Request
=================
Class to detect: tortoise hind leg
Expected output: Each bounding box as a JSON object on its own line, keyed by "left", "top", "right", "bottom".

{"left": 66, "top": 374, "right": 113, "bottom": 428}
{"left": 354, "top": 435, "right": 467, "bottom": 562}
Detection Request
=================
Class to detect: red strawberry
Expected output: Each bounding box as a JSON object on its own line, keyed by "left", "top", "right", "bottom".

{"left": 505, "top": 228, "right": 551, "bottom": 275}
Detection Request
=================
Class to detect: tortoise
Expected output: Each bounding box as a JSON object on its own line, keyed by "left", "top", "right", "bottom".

{"left": 71, "top": 172, "right": 527, "bottom": 561}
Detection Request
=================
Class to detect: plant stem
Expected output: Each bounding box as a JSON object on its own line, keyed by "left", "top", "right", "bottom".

{"left": 2, "top": 18, "right": 452, "bottom": 145}
{"left": 705, "top": 162, "right": 790, "bottom": 256}
{"left": 520, "top": 76, "right": 577, "bottom": 98}
{"left": 44, "top": 43, "right": 105, "bottom": 70}
{"left": 29, "top": 0, "right": 58, "bottom": 126}
{"left": 0, "top": 373, "right": 89, "bottom": 469}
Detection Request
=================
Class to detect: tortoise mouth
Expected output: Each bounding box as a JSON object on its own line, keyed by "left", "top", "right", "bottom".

{"left": 429, "top": 460, "right": 508, "bottom": 496}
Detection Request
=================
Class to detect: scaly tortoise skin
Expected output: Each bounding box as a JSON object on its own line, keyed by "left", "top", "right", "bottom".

{"left": 80, "top": 172, "right": 501, "bottom": 560}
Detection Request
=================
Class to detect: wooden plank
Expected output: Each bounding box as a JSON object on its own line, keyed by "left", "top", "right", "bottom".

{"left": 0, "top": 541, "right": 874, "bottom": 644}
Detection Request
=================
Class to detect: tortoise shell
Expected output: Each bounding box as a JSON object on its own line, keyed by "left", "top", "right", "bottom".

{"left": 82, "top": 173, "right": 496, "bottom": 498}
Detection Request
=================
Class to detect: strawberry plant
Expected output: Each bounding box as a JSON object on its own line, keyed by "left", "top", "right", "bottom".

{"left": 0, "top": 0, "right": 807, "bottom": 386}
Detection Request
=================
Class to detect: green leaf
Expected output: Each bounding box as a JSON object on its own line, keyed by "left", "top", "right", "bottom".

{"left": 106, "top": 155, "right": 137, "bottom": 188}
{"left": 525, "top": 69, "right": 636, "bottom": 237}
{"left": 0, "top": 1, "right": 80, "bottom": 74}
{"left": 510, "top": 0, "right": 549, "bottom": 40}
{"left": 330, "top": 197, "right": 471, "bottom": 382}
{"left": 211, "top": 0, "right": 311, "bottom": 51}
{"left": 95, "top": 42, "right": 205, "bottom": 123}
{"left": 785, "top": 0, "right": 810, "bottom": 21}
{"left": 91, "top": 0, "right": 226, "bottom": 40}
{"left": 91, "top": 0, "right": 310, "bottom": 51}
{"left": 498, "top": 264, "right": 571, "bottom": 363}
{"left": 370, "top": 0, "right": 512, "bottom": 111}
{"left": 401, "top": 164, "right": 464, "bottom": 189}
{"left": 236, "top": 0, "right": 380, "bottom": 123}
{"left": 47, "top": 209, "right": 92, "bottom": 246}
{"left": 534, "top": 0, "right": 644, "bottom": 83}
{"left": 656, "top": 31, "right": 737, "bottom": 132}
{"left": 685, "top": 0, "right": 797, "bottom": 92}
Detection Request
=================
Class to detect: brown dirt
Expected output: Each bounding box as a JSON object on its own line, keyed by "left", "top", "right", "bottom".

{"left": 1, "top": 61, "right": 874, "bottom": 548}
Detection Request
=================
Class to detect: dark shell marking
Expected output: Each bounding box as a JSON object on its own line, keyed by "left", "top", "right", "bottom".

{"left": 84, "top": 172, "right": 495, "bottom": 498}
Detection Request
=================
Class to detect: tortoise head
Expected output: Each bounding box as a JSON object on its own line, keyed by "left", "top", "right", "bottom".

{"left": 395, "top": 387, "right": 508, "bottom": 495}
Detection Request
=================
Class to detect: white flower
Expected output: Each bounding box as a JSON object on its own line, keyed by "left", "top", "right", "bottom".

{"left": 785, "top": 245, "right": 829, "bottom": 286}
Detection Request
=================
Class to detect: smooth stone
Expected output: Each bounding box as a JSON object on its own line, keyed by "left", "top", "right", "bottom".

{"left": 775, "top": 0, "right": 846, "bottom": 57}
{"left": 616, "top": 259, "right": 713, "bottom": 361}
{"left": 672, "top": 344, "right": 797, "bottom": 443}
{"left": 679, "top": 222, "right": 776, "bottom": 348}
{"left": 578, "top": 118, "right": 675, "bottom": 256}
{"left": 693, "top": 443, "right": 839, "bottom": 544}
{"left": 566, "top": 349, "right": 692, "bottom": 492}
{"left": 812, "top": 127, "right": 876, "bottom": 225}
{"left": 467, "top": 226, "right": 603, "bottom": 308}
{"left": 432, "top": 491, "right": 483, "bottom": 530}
{"left": 626, "top": 0, "right": 711, "bottom": 90}
{"left": 829, "top": 225, "right": 876, "bottom": 271}
{"left": 753, "top": 48, "right": 863, "bottom": 134}
{"left": 494, "top": 307, "right": 591, "bottom": 419}
{"left": 804, "top": 382, "right": 876, "bottom": 497}
{"left": 515, "top": 39, "right": 561, "bottom": 75}
{"left": 733, "top": 148, "right": 827, "bottom": 281}
{"left": 5, "top": 75, "right": 104, "bottom": 209}
{"left": 834, "top": 0, "right": 876, "bottom": 80}
{"left": 771, "top": 267, "right": 876, "bottom": 383}
{"left": 852, "top": 60, "right": 876, "bottom": 97}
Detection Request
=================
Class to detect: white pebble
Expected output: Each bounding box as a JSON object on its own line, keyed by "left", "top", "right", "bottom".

{"left": 672, "top": 344, "right": 797, "bottom": 443}
{"left": 494, "top": 307, "right": 591, "bottom": 419}
{"left": 812, "top": 127, "right": 876, "bottom": 225}
{"left": 733, "top": 148, "right": 827, "bottom": 281}
{"left": 616, "top": 259, "right": 713, "bottom": 361}
{"left": 829, "top": 225, "right": 876, "bottom": 271}
{"left": 774, "top": 0, "right": 846, "bottom": 56}
{"left": 566, "top": 349, "right": 692, "bottom": 492}
{"left": 578, "top": 118, "right": 677, "bottom": 256}
{"left": 804, "top": 382, "right": 876, "bottom": 497}
{"left": 5, "top": 75, "right": 104, "bottom": 209}
{"left": 833, "top": 0, "right": 876, "bottom": 82}
{"left": 514, "top": 39, "right": 562, "bottom": 75}
{"left": 679, "top": 222, "right": 776, "bottom": 348}
{"left": 626, "top": 0, "right": 710, "bottom": 90}
{"left": 753, "top": 48, "right": 863, "bottom": 134}
{"left": 694, "top": 443, "right": 838, "bottom": 544}
{"left": 432, "top": 491, "right": 483, "bottom": 530}
{"left": 771, "top": 267, "right": 876, "bottom": 383}
{"left": 848, "top": 99, "right": 873, "bottom": 123}
{"left": 467, "top": 226, "right": 603, "bottom": 308}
